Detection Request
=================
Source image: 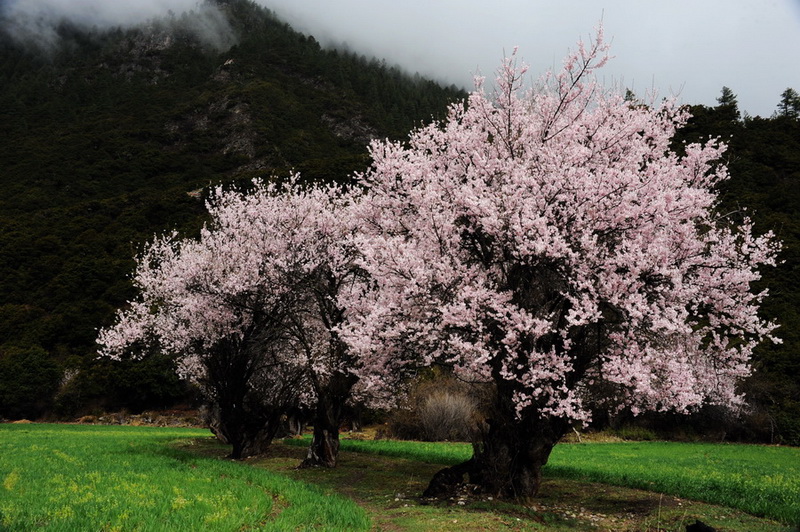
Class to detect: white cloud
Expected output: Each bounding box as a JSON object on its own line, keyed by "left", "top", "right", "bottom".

{"left": 259, "top": 0, "right": 800, "bottom": 118}
{"left": 0, "top": 0, "right": 233, "bottom": 50}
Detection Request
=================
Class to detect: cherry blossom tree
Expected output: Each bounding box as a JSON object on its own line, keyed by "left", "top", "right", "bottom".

{"left": 342, "top": 31, "right": 779, "bottom": 498}
{"left": 99, "top": 179, "right": 363, "bottom": 462}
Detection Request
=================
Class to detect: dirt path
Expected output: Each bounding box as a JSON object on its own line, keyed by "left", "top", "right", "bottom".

{"left": 189, "top": 439, "right": 786, "bottom": 531}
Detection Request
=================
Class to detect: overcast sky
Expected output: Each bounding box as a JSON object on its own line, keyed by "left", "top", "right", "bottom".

{"left": 2, "top": 0, "right": 799, "bottom": 117}
{"left": 264, "top": 0, "right": 800, "bottom": 118}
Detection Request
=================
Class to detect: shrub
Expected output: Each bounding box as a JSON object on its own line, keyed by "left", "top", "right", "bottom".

{"left": 384, "top": 407, "right": 423, "bottom": 440}
{"left": 384, "top": 371, "right": 487, "bottom": 442}
{"left": 54, "top": 354, "right": 195, "bottom": 418}
{"left": 418, "top": 390, "right": 478, "bottom": 442}
{"left": 775, "top": 406, "right": 800, "bottom": 446}
{"left": 611, "top": 424, "right": 659, "bottom": 442}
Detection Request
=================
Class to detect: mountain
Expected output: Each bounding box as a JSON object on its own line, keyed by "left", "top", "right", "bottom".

{"left": 1, "top": 1, "right": 798, "bottom": 446}
{"left": 0, "top": 0, "right": 464, "bottom": 416}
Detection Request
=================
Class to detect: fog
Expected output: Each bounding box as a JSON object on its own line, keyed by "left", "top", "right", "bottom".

{"left": 262, "top": 0, "right": 800, "bottom": 118}
{"left": 0, "top": 0, "right": 234, "bottom": 50}
{"left": 2, "top": 0, "right": 799, "bottom": 117}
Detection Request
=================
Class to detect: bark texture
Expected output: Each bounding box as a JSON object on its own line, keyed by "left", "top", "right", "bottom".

{"left": 423, "top": 412, "right": 569, "bottom": 499}
{"left": 203, "top": 335, "right": 301, "bottom": 460}
{"left": 299, "top": 371, "right": 357, "bottom": 468}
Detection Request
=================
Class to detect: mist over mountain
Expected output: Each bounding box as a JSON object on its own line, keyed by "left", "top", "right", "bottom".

{"left": 5, "top": 0, "right": 798, "bottom": 118}
{"left": 0, "top": 0, "right": 236, "bottom": 51}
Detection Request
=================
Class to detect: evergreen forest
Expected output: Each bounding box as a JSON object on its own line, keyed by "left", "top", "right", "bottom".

{"left": 0, "top": 0, "right": 798, "bottom": 445}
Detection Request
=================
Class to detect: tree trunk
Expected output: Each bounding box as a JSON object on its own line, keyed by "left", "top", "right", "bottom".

{"left": 299, "top": 371, "right": 356, "bottom": 468}
{"left": 287, "top": 410, "right": 305, "bottom": 437}
{"left": 228, "top": 409, "right": 284, "bottom": 459}
{"left": 211, "top": 397, "right": 284, "bottom": 460}
{"left": 201, "top": 335, "right": 302, "bottom": 460}
{"left": 348, "top": 404, "right": 363, "bottom": 432}
{"left": 423, "top": 403, "right": 569, "bottom": 499}
{"left": 301, "top": 424, "right": 340, "bottom": 468}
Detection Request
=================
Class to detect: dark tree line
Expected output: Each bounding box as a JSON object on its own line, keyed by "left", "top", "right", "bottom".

{"left": 670, "top": 87, "right": 800, "bottom": 445}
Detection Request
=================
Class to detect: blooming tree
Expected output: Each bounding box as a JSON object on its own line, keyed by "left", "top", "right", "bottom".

{"left": 342, "top": 32, "right": 779, "bottom": 498}
{"left": 99, "top": 179, "right": 363, "bottom": 462}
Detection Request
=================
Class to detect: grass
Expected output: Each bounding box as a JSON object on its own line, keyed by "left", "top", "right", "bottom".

{"left": 284, "top": 435, "right": 800, "bottom": 526}
{"left": 284, "top": 436, "right": 471, "bottom": 466}
{"left": 0, "top": 423, "right": 369, "bottom": 531}
{"left": 548, "top": 442, "right": 800, "bottom": 526}
{"left": 258, "top": 438, "right": 786, "bottom": 531}
{"left": 2, "top": 423, "right": 794, "bottom": 530}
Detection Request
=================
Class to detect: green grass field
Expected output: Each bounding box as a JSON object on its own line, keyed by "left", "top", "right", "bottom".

{"left": 284, "top": 436, "right": 800, "bottom": 525}
{"left": 2, "top": 424, "right": 796, "bottom": 530}
{"left": 548, "top": 441, "right": 800, "bottom": 525}
{"left": 0, "top": 424, "right": 369, "bottom": 531}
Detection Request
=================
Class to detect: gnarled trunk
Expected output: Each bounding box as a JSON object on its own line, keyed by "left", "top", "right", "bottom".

{"left": 203, "top": 335, "right": 302, "bottom": 460}
{"left": 301, "top": 425, "right": 340, "bottom": 468}
{"left": 206, "top": 398, "right": 285, "bottom": 459}
{"left": 423, "top": 275, "right": 599, "bottom": 499}
{"left": 225, "top": 408, "right": 284, "bottom": 460}
{"left": 299, "top": 371, "right": 356, "bottom": 468}
{"left": 286, "top": 409, "right": 306, "bottom": 437}
{"left": 423, "top": 399, "right": 569, "bottom": 499}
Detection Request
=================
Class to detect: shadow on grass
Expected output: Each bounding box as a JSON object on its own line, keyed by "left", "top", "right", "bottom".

{"left": 182, "top": 437, "right": 786, "bottom": 532}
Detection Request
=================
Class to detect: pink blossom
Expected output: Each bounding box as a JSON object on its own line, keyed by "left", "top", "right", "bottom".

{"left": 342, "top": 34, "right": 779, "bottom": 424}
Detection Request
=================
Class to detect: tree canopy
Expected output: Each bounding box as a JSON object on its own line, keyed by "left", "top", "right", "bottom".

{"left": 98, "top": 179, "right": 367, "bottom": 461}
{"left": 341, "top": 35, "right": 779, "bottom": 497}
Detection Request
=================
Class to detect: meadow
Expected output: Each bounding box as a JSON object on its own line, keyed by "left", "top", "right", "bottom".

{"left": 0, "top": 424, "right": 369, "bottom": 531}
{"left": 284, "top": 436, "right": 800, "bottom": 525}
{"left": 2, "top": 423, "right": 797, "bottom": 530}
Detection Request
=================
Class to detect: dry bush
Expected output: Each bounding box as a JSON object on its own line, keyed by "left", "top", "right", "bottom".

{"left": 418, "top": 390, "right": 478, "bottom": 441}
{"left": 384, "top": 371, "right": 488, "bottom": 441}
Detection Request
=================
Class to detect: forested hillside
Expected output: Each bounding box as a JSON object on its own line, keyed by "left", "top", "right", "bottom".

{"left": 0, "top": 0, "right": 464, "bottom": 416}
{"left": 0, "top": 0, "right": 797, "bottom": 445}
